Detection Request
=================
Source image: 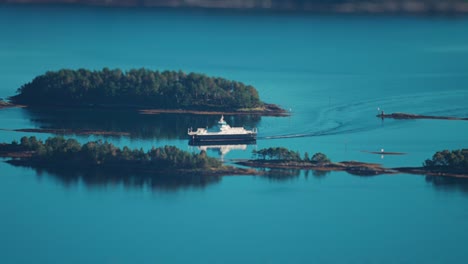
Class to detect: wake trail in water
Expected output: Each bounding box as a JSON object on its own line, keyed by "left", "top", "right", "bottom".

{"left": 259, "top": 126, "right": 374, "bottom": 140}
{"left": 258, "top": 89, "right": 468, "bottom": 140}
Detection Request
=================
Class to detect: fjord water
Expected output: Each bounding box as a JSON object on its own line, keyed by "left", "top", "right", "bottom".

{"left": 1, "top": 5, "right": 468, "bottom": 263}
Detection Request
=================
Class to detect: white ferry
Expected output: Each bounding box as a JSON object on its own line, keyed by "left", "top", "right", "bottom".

{"left": 188, "top": 116, "right": 257, "bottom": 144}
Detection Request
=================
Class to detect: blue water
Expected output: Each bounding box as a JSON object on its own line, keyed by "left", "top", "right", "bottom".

{"left": 1, "top": 5, "right": 468, "bottom": 263}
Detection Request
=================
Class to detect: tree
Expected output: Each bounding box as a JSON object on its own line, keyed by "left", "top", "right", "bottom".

{"left": 423, "top": 149, "right": 468, "bottom": 170}
{"left": 311, "top": 153, "right": 330, "bottom": 163}
{"left": 252, "top": 147, "right": 302, "bottom": 161}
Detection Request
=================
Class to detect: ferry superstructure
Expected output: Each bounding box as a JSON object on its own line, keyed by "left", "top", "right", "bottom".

{"left": 188, "top": 116, "right": 257, "bottom": 143}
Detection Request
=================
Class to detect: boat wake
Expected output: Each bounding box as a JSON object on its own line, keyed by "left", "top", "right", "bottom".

{"left": 260, "top": 126, "right": 372, "bottom": 140}
{"left": 258, "top": 89, "right": 468, "bottom": 141}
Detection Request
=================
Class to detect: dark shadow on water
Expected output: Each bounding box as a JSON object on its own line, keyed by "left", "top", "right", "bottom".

{"left": 311, "top": 170, "right": 330, "bottom": 178}
{"left": 425, "top": 176, "right": 468, "bottom": 195}
{"left": 262, "top": 168, "right": 330, "bottom": 182}
{"left": 13, "top": 162, "right": 221, "bottom": 192}
{"left": 22, "top": 108, "right": 261, "bottom": 139}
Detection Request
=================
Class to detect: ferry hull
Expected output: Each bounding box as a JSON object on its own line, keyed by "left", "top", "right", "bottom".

{"left": 189, "top": 134, "right": 256, "bottom": 144}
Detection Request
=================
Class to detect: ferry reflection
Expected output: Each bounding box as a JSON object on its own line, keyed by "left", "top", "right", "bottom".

{"left": 188, "top": 141, "right": 256, "bottom": 160}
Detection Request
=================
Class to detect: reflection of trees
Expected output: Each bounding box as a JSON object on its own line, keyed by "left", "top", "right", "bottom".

{"left": 425, "top": 176, "right": 468, "bottom": 194}
{"left": 312, "top": 170, "right": 329, "bottom": 178}
{"left": 262, "top": 168, "right": 301, "bottom": 181}
{"left": 263, "top": 168, "right": 330, "bottom": 181}
{"left": 16, "top": 163, "right": 221, "bottom": 192}
{"left": 23, "top": 108, "right": 261, "bottom": 139}
{"left": 304, "top": 169, "right": 330, "bottom": 179}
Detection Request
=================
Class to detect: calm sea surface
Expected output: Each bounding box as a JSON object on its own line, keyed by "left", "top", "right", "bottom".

{"left": 1, "top": 5, "right": 468, "bottom": 263}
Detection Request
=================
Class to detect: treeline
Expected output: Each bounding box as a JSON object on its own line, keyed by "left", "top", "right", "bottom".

{"left": 424, "top": 149, "right": 468, "bottom": 172}
{"left": 10, "top": 68, "right": 262, "bottom": 110}
{"left": 253, "top": 147, "right": 330, "bottom": 163}
{"left": 7, "top": 136, "right": 222, "bottom": 170}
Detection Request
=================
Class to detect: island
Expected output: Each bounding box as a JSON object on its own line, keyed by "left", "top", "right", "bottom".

{"left": 377, "top": 112, "right": 468, "bottom": 121}
{"left": 418, "top": 149, "right": 468, "bottom": 177}
{"left": 2, "top": 139, "right": 466, "bottom": 179}
{"left": 8, "top": 68, "right": 287, "bottom": 116}
{"left": 236, "top": 147, "right": 399, "bottom": 176}
{"left": 0, "top": 136, "right": 258, "bottom": 177}
{"left": 236, "top": 147, "right": 468, "bottom": 178}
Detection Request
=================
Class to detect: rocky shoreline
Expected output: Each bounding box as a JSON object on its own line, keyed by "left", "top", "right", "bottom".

{"left": 140, "top": 103, "right": 289, "bottom": 116}
{"left": 0, "top": 100, "right": 23, "bottom": 109}
{"left": 236, "top": 160, "right": 398, "bottom": 176}
{"left": 235, "top": 159, "right": 468, "bottom": 178}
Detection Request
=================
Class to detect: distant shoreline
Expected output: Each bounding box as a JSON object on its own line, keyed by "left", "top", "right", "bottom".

{"left": 2, "top": 1, "right": 468, "bottom": 15}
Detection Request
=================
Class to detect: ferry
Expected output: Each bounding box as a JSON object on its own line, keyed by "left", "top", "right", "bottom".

{"left": 188, "top": 116, "right": 257, "bottom": 144}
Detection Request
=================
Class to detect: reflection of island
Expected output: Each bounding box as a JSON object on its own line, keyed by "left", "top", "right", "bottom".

{"left": 21, "top": 164, "right": 222, "bottom": 192}
{"left": 260, "top": 168, "right": 301, "bottom": 181}
{"left": 16, "top": 108, "right": 261, "bottom": 139}
{"left": 425, "top": 176, "right": 468, "bottom": 194}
